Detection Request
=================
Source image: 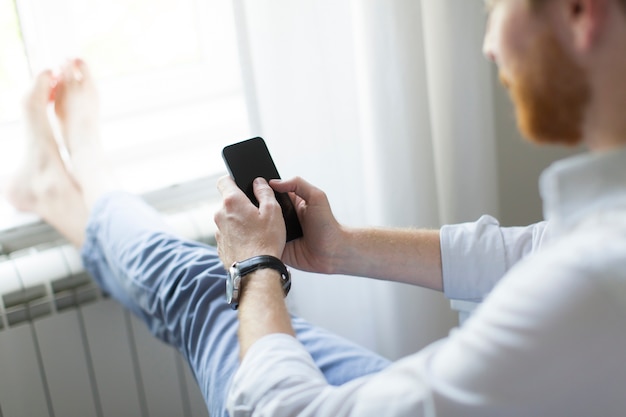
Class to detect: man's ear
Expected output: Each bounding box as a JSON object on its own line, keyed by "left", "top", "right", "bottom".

{"left": 567, "top": 0, "right": 609, "bottom": 51}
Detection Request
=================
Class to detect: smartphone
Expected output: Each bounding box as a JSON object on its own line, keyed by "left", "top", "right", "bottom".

{"left": 222, "top": 137, "right": 303, "bottom": 242}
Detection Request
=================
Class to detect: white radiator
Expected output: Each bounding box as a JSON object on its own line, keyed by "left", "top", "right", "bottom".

{"left": 0, "top": 202, "right": 217, "bottom": 417}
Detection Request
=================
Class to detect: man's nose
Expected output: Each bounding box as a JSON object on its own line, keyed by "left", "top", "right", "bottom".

{"left": 482, "top": 17, "right": 497, "bottom": 63}
{"left": 483, "top": 39, "right": 497, "bottom": 62}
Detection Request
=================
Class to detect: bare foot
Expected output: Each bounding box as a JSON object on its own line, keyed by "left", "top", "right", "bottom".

{"left": 54, "top": 59, "right": 101, "bottom": 155}
{"left": 54, "top": 59, "right": 118, "bottom": 209}
{"left": 6, "top": 70, "right": 89, "bottom": 247}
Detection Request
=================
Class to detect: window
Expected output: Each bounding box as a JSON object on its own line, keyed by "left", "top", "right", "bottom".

{"left": 0, "top": 0, "right": 250, "bottom": 230}
{"left": 0, "top": 0, "right": 30, "bottom": 124}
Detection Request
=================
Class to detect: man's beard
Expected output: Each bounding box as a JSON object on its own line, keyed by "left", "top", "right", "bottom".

{"left": 501, "top": 30, "right": 591, "bottom": 146}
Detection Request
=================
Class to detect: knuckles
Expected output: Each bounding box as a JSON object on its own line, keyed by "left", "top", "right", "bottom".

{"left": 221, "top": 192, "right": 243, "bottom": 211}
{"left": 264, "top": 198, "right": 281, "bottom": 212}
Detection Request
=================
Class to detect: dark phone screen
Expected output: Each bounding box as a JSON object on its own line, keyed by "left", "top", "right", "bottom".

{"left": 222, "top": 137, "right": 303, "bottom": 242}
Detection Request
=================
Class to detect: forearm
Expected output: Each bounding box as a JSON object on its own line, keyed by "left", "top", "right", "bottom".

{"left": 332, "top": 227, "right": 443, "bottom": 292}
{"left": 238, "top": 268, "right": 295, "bottom": 358}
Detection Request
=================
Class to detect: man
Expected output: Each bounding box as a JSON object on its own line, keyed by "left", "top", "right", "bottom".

{"left": 7, "top": 1, "right": 626, "bottom": 417}
{"left": 215, "top": 0, "right": 626, "bottom": 415}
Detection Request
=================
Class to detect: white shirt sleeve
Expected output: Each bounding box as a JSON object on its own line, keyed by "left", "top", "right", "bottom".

{"left": 227, "top": 231, "right": 626, "bottom": 417}
{"left": 226, "top": 333, "right": 437, "bottom": 417}
{"left": 440, "top": 215, "right": 550, "bottom": 301}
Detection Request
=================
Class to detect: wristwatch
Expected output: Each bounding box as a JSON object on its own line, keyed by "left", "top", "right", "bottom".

{"left": 226, "top": 255, "right": 291, "bottom": 310}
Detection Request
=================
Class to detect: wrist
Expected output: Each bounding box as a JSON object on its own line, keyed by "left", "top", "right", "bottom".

{"left": 226, "top": 255, "right": 291, "bottom": 310}
{"left": 241, "top": 269, "right": 285, "bottom": 302}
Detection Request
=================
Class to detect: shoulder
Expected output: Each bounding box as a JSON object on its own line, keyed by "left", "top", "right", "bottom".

{"left": 490, "top": 219, "right": 626, "bottom": 319}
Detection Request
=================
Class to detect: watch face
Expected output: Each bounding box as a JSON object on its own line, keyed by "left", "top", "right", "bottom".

{"left": 226, "top": 274, "right": 234, "bottom": 304}
{"left": 226, "top": 266, "right": 240, "bottom": 308}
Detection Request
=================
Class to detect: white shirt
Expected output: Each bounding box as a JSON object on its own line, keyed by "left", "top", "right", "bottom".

{"left": 227, "top": 147, "right": 626, "bottom": 417}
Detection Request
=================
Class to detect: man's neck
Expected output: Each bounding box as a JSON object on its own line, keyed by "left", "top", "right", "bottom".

{"left": 583, "top": 101, "right": 626, "bottom": 152}
{"left": 583, "top": 9, "right": 626, "bottom": 152}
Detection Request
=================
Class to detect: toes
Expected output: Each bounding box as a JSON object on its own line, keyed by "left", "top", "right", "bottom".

{"left": 73, "top": 58, "right": 92, "bottom": 81}
{"left": 61, "top": 60, "right": 79, "bottom": 84}
{"left": 34, "top": 69, "right": 55, "bottom": 96}
{"left": 24, "top": 70, "right": 54, "bottom": 117}
{"left": 21, "top": 70, "right": 60, "bottom": 146}
{"left": 54, "top": 58, "right": 98, "bottom": 121}
{"left": 54, "top": 61, "right": 78, "bottom": 120}
{"left": 60, "top": 58, "right": 90, "bottom": 86}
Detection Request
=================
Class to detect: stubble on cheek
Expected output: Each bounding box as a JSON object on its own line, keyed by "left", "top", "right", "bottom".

{"left": 500, "top": 31, "right": 591, "bottom": 146}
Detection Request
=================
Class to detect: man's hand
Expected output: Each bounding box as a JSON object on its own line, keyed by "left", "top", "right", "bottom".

{"left": 269, "top": 177, "right": 345, "bottom": 274}
{"left": 215, "top": 177, "right": 286, "bottom": 268}
{"left": 215, "top": 176, "right": 295, "bottom": 359}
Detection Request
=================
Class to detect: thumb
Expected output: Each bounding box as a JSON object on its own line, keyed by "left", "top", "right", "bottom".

{"left": 253, "top": 177, "right": 277, "bottom": 207}
{"left": 270, "top": 176, "right": 321, "bottom": 205}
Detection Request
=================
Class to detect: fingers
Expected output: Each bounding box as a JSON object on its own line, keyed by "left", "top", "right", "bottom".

{"left": 216, "top": 176, "right": 281, "bottom": 219}
{"left": 216, "top": 176, "right": 246, "bottom": 221}
{"left": 270, "top": 176, "right": 327, "bottom": 207}
{"left": 270, "top": 176, "right": 312, "bottom": 197}
{"left": 216, "top": 175, "right": 238, "bottom": 198}
{"left": 216, "top": 175, "right": 263, "bottom": 212}
{"left": 217, "top": 176, "right": 277, "bottom": 206}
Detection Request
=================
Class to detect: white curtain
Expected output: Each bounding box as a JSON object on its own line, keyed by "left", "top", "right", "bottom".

{"left": 233, "top": 0, "right": 497, "bottom": 360}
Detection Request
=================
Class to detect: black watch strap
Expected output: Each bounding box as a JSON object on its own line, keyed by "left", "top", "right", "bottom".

{"left": 229, "top": 255, "right": 291, "bottom": 310}
{"left": 236, "top": 255, "right": 290, "bottom": 285}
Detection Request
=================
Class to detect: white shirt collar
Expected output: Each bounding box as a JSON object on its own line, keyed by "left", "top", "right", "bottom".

{"left": 540, "top": 145, "right": 626, "bottom": 235}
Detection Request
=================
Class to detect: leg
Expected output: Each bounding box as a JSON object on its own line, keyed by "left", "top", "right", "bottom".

{"left": 6, "top": 70, "right": 88, "bottom": 247}
{"left": 81, "top": 192, "right": 390, "bottom": 417}
{"left": 17, "top": 60, "right": 390, "bottom": 417}
{"left": 53, "top": 60, "right": 119, "bottom": 209}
